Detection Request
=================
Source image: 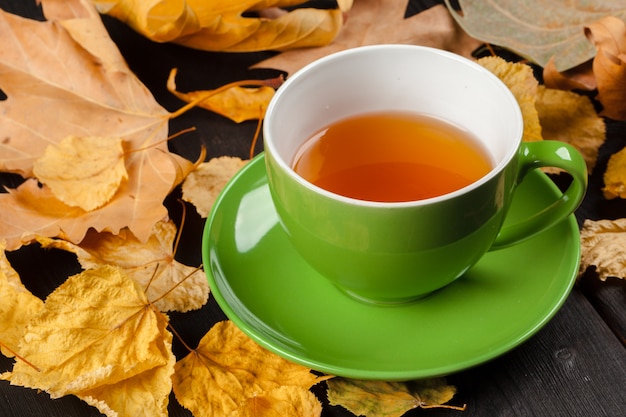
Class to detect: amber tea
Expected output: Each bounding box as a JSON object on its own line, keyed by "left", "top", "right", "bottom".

{"left": 292, "top": 111, "right": 493, "bottom": 202}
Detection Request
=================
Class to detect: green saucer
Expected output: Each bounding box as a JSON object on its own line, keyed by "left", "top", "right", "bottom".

{"left": 202, "top": 154, "right": 580, "bottom": 380}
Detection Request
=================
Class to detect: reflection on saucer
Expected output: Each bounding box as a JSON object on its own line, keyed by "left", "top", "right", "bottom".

{"left": 235, "top": 183, "right": 278, "bottom": 253}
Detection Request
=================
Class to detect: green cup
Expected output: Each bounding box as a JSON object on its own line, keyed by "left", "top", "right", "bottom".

{"left": 263, "top": 45, "right": 587, "bottom": 305}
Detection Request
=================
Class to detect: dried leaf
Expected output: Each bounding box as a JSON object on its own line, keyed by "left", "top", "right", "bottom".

{"left": 182, "top": 156, "right": 248, "bottom": 217}
{"left": 94, "top": 0, "right": 342, "bottom": 52}
{"left": 543, "top": 58, "right": 597, "bottom": 91}
{"left": 447, "top": 0, "right": 626, "bottom": 72}
{"left": 167, "top": 68, "right": 275, "bottom": 123}
{"left": 77, "top": 318, "right": 175, "bottom": 417}
{"left": 0, "top": 0, "right": 195, "bottom": 250}
{"left": 173, "top": 320, "right": 328, "bottom": 417}
{"left": 535, "top": 85, "right": 605, "bottom": 173}
{"left": 254, "top": 3, "right": 481, "bottom": 75}
{"left": 32, "top": 136, "right": 128, "bottom": 211}
{"left": 585, "top": 16, "right": 626, "bottom": 120}
{"left": 477, "top": 56, "right": 542, "bottom": 143}
{"left": 0, "top": 240, "right": 44, "bottom": 358}
{"left": 2, "top": 265, "right": 174, "bottom": 417}
{"left": 36, "top": 220, "right": 209, "bottom": 313}
{"left": 579, "top": 218, "right": 626, "bottom": 280}
{"left": 603, "top": 146, "right": 626, "bottom": 199}
{"left": 232, "top": 386, "right": 322, "bottom": 417}
{"left": 327, "top": 377, "right": 463, "bottom": 417}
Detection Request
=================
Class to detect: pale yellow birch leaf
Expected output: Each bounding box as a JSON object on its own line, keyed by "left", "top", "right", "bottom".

{"left": 477, "top": 56, "right": 542, "bottom": 143}
{"left": 33, "top": 136, "right": 128, "bottom": 212}
{"left": 182, "top": 156, "right": 248, "bottom": 218}
{"left": 535, "top": 85, "right": 605, "bottom": 174}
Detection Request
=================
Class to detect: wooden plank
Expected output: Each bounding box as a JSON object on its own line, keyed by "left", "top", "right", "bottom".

{"left": 314, "top": 290, "right": 626, "bottom": 417}
{"left": 575, "top": 118, "right": 626, "bottom": 348}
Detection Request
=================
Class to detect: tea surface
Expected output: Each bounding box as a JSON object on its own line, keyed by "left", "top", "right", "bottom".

{"left": 292, "top": 112, "right": 493, "bottom": 202}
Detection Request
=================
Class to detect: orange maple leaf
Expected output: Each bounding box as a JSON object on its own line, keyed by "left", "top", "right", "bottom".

{"left": 0, "top": 0, "right": 194, "bottom": 250}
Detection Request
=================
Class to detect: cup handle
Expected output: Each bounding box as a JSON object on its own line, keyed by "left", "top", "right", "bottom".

{"left": 490, "top": 140, "right": 588, "bottom": 250}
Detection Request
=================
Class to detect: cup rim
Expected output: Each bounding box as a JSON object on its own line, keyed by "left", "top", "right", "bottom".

{"left": 264, "top": 44, "right": 524, "bottom": 208}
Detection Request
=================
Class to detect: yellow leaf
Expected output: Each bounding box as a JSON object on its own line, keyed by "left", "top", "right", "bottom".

{"left": 94, "top": 0, "right": 342, "bottom": 52}
{"left": 0, "top": 0, "right": 196, "bottom": 251}
{"left": 3, "top": 265, "right": 174, "bottom": 406}
{"left": 182, "top": 156, "right": 248, "bottom": 217}
{"left": 535, "top": 85, "right": 605, "bottom": 174}
{"left": 77, "top": 316, "right": 175, "bottom": 417}
{"left": 36, "top": 220, "right": 209, "bottom": 313}
{"left": 167, "top": 68, "right": 275, "bottom": 123}
{"left": 579, "top": 219, "right": 626, "bottom": 280}
{"left": 172, "top": 320, "right": 328, "bottom": 417}
{"left": 33, "top": 136, "right": 128, "bottom": 211}
{"left": 603, "top": 146, "right": 626, "bottom": 199}
{"left": 327, "top": 378, "right": 463, "bottom": 417}
{"left": 233, "top": 386, "right": 322, "bottom": 417}
{"left": 0, "top": 240, "right": 44, "bottom": 358}
{"left": 477, "top": 56, "right": 542, "bottom": 143}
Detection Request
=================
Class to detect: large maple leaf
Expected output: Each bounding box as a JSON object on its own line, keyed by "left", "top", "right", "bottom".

{"left": 2, "top": 265, "right": 175, "bottom": 417}
{"left": 253, "top": 1, "right": 481, "bottom": 75}
{"left": 0, "top": 0, "right": 192, "bottom": 250}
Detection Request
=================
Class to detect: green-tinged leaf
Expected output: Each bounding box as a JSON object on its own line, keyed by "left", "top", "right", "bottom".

{"left": 446, "top": 0, "right": 626, "bottom": 71}
{"left": 327, "top": 377, "right": 464, "bottom": 417}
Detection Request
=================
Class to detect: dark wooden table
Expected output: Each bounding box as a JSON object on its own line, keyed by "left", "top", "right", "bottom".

{"left": 1, "top": 1, "right": 625, "bottom": 416}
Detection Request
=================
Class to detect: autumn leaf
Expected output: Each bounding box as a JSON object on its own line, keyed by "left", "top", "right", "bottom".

{"left": 0, "top": 240, "right": 44, "bottom": 358}
{"left": 253, "top": 2, "right": 481, "bottom": 75}
{"left": 32, "top": 136, "right": 128, "bottom": 211}
{"left": 603, "top": 146, "right": 626, "bottom": 199}
{"left": 1, "top": 265, "right": 175, "bottom": 417}
{"left": 545, "top": 15, "right": 626, "bottom": 121}
{"left": 579, "top": 219, "right": 626, "bottom": 280}
{"left": 167, "top": 68, "right": 277, "bottom": 123}
{"left": 78, "top": 352, "right": 175, "bottom": 417}
{"left": 585, "top": 16, "right": 626, "bottom": 120}
{"left": 0, "top": 0, "right": 195, "bottom": 250}
{"left": 36, "top": 220, "right": 209, "bottom": 313}
{"left": 233, "top": 386, "right": 323, "bottom": 417}
{"left": 182, "top": 156, "right": 248, "bottom": 217}
{"left": 93, "top": 0, "right": 343, "bottom": 52}
{"left": 326, "top": 377, "right": 464, "bottom": 417}
{"left": 535, "top": 85, "right": 605, "bottom": 173}
{"left": 173, "top": 320, "right": 330, "bottom": 417}
{"left": 477, "top": 56, "right": 605, "bottom": 173}
{"left": 477, "top": 56, "right": 542, "bottom": 143}
{"left": 447, "top": 0, "right": 626, "bottom": 72}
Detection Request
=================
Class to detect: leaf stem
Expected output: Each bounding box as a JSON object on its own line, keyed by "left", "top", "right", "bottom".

{"left": 0, "top": 341, "right": 41, "bottom": 372}
{"left": 173, "top": 199, "right": 186, "bottom": 257}
{"left": 125, "top": 126, "right": 197, "bottom": 155}
{"left": 148, "top": 264, "right": 203, "bottom": 306}
{"left": 249, "top": 115, "right": 263, "bottom": 160}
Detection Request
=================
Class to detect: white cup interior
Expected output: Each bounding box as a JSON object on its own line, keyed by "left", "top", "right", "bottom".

{"left": 264, "top": 45, "right": 523, "bottom": 193}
